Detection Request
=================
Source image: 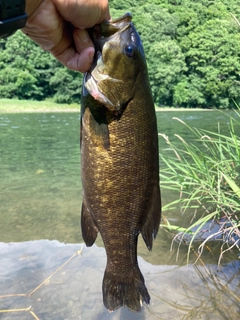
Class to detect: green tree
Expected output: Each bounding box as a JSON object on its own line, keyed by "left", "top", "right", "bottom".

{"left": 0, "top": 31, "right": 53, "bottom": 100}
{"left": 148, "top": 40, "right": 186, "bottom": 106}
{"left": 50, "top": 68, "right": 82, "bottom": 104}
{"left": 0, "top": 31, "right": 81, "bottom": 102}
{"left": 0, "top": 0, "right": 240, "bottom": 108}
{"left": 180, "top": 18, "right": 240, "bottom": 108}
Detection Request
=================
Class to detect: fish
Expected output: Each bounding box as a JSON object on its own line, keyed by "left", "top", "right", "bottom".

{"left": 80, "top": 12, "right": 161, "bottom": 312}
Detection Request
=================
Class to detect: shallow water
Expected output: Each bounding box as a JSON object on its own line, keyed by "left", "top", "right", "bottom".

{"left": 0, "top": 241, "right": 239, "bottom": 320}
{"left": 0, "top": 111, "right": 239, "bottom": 319}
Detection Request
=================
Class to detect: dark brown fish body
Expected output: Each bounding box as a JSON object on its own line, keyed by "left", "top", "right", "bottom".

{"left": 80, "top": 13, "right": 161, "bottom": 312}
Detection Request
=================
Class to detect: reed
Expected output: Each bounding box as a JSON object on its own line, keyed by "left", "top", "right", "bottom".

{"left": 160, "top": 109, "right": 240, "bottom": 263}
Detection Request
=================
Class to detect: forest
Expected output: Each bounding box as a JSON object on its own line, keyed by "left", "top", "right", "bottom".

{"left": 0, "top": 0, "right": 240, "bottom": 108}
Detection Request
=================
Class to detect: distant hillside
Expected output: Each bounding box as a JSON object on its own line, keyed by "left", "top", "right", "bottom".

{"left": 0, "top": 0, "right": 239, "bottom": 108}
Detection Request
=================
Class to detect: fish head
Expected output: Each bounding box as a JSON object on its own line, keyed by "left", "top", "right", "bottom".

{"left": 84, "top": 13, "right": 147, "bottom": 113}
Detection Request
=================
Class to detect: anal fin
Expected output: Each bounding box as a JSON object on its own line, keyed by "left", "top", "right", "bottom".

{"left": 141, "top": 185, "right": 161, "bottom": 250}
{"left": 81, "top": 200, "right": 98, "bottom": 246}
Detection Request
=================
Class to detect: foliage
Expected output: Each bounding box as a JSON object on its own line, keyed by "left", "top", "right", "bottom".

{"left": 160, "top": 111, "right": 240, "bottom": 262}
{"left": 0, "top": 0, "right": 240, "bottom": 107}
{"left": 110, "top": 0, "right": 240, "bottom": 108}
{"left": 49, "top": 68, "right": 82, "bottom": 104}
{"left": 177, "top": 17, "right": 240, "bottom": 108}
{"left": 148, "top": 40, "right": 186, "bottom": 106}
{"left": 0, "top": 31, "right": 82, "bottom": 103}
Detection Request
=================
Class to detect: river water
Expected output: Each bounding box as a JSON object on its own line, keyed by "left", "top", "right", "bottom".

{"left": 0, "top": 111, "right": 239, "bottom": 319}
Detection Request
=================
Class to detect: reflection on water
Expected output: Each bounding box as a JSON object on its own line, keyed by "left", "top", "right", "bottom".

{"left": 0, "top": 111, "right": 240, "bottom": 319}
{"left": 0, "top": 241, "right": 239, "bottom": 320}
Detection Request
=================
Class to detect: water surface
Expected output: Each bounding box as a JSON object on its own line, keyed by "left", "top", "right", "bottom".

{"left": 0, "top": 111, "right": 239, "bottom": 319}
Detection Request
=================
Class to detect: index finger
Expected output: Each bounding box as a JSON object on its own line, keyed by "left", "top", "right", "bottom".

{"left": 52, "top": 44, "right": 95, "bottom": 72}
{"left": 52, "top": 0, "right": 110, "bottom": 29}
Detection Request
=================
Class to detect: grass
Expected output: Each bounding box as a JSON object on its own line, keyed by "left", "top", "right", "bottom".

{"left": 0, "top": 98, "right": 209, "bottom": 113}
{"left": 160, "top": 110, "right": 240, "bottom": 264}
{"left": 0, "top": 98, "right": 80, "bottom": 113}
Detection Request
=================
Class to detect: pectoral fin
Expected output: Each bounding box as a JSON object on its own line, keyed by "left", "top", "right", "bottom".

{"left": 89, "top": 118, "right": 110, "bottom": 150}
{"left": 82, "top": 92, "right": 110, "bottom": 150}
{"left": 81, "top": 200, "right": 99, "bottom": 246}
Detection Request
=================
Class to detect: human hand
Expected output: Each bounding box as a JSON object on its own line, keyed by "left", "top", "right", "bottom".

{"left": 22, "top": 0, "right": 110, "bottom": 72}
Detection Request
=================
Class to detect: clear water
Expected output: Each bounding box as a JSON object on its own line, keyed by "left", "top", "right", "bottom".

{"left": 0, "top": 111, "right": 239, "bottom": 319}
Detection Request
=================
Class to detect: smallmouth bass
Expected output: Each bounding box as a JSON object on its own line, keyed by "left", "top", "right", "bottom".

{"left": 80, "top": 13, "right": 161, "bottom": 312}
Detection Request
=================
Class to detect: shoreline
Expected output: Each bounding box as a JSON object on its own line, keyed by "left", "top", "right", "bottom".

{"left": 0, "top": 99, "right": 80, "bottom": 113}
{"left": 0, "top": 108, "right": 212, "bottom": 113}
{"left": 0, "top": 99, "right": 214, "bottom": 113}
{"left": 0, "top": 108, "right": 80, "bottom": 113}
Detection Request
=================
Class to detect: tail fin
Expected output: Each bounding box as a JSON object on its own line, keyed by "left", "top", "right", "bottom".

{"left": 102, "top": 265, "right": 150, "bottom": 312}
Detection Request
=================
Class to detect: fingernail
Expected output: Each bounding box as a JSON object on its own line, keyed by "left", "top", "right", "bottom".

{"left": 88, "top": 49, "right": 94, "bottom": 62}
{"left": 78, "top": 29, "right": 91, "bottom": 44}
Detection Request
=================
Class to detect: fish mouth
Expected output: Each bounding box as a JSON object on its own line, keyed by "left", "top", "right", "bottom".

{"left": 84, "top": 51, "right": 122, "bottom": 111}
{"left": 84, "top": 13, "right": 133, "bottom": 111}
{"left": 84, "top": 55, "right": 116, "bottom": 110}
{"left": 90, "top": 12, "right": 132, "bottom": 53}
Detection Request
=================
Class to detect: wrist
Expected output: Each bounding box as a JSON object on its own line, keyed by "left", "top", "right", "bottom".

{"left": 25, "top": 0, "right": 43, "bottom": 16}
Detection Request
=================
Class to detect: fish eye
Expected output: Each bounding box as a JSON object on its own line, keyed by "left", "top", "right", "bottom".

{"left": 124, "top": 44, "right": 135, "bottom": 57}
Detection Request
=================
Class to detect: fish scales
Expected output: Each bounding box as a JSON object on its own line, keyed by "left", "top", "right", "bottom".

{"left": 80, "top": 13, "right": 161, "bottom": 312}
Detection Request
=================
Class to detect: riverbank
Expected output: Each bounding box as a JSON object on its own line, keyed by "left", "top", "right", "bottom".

{"left": 0, "top": 99, "right": 80, "bottom": 113}
{"left": 0, "top": 99, "right": 210, "bottom": 113}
